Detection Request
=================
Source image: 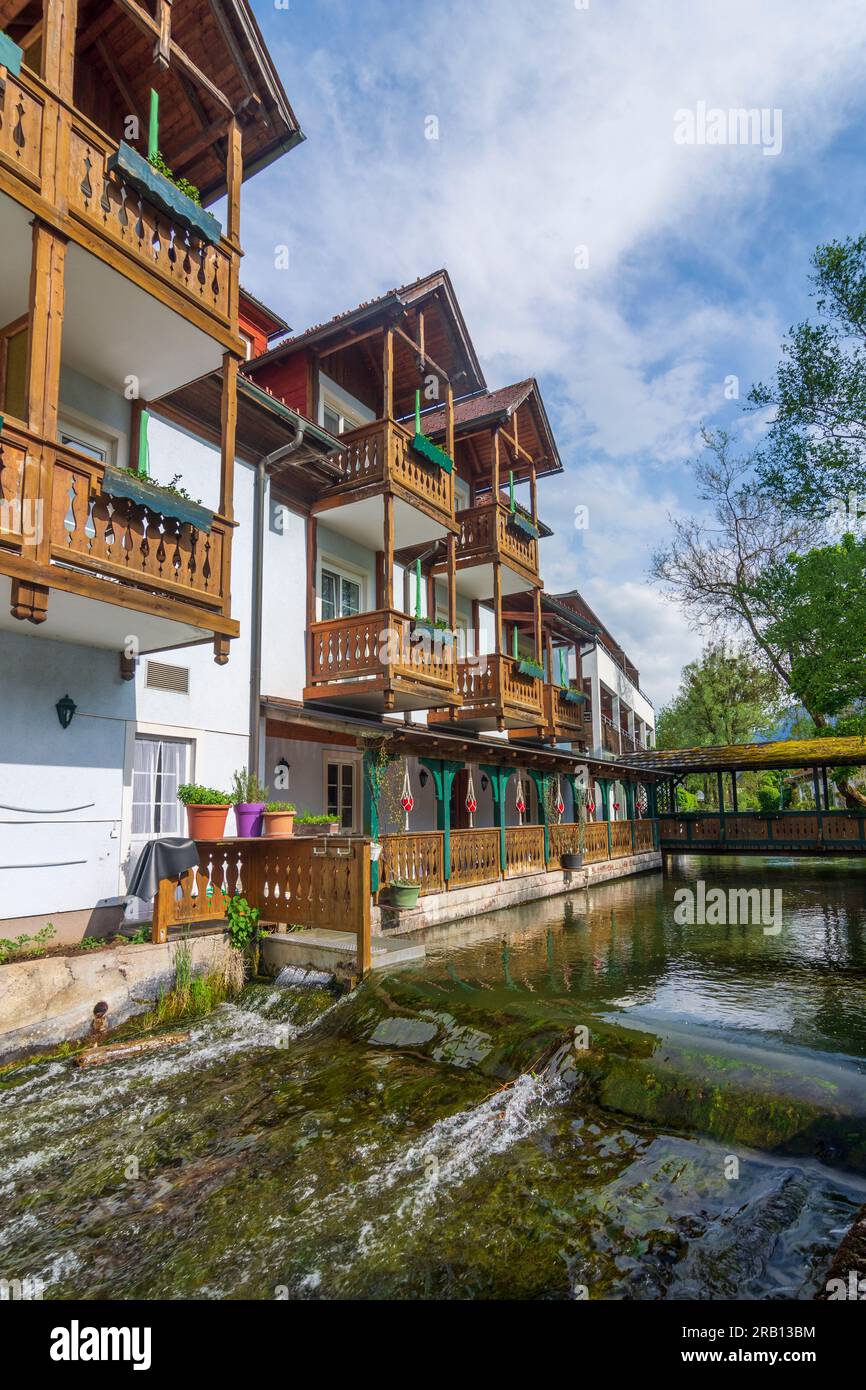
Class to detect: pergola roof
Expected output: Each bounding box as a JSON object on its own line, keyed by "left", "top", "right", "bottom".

{"left": 618, "top": 735, "right": 866, "bottom": 774}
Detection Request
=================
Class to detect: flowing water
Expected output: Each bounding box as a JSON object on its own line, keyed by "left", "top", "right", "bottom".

{"left": 2, "top": 856, "right": 866, "bottom": 1300}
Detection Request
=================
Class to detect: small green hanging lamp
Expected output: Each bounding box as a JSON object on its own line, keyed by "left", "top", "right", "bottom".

{"left": 148, "top": 88, "right": 159, "bottom": 162}
{"left": 508, "top": 469, "right": 515, "bottom": 514}
{"left": 415, "top": 388, "right": 422, "bottom": 436}
{"left": 415, "top": 557, "right": 422, "bottom": 620}
{"left": 559, "top": 647, "right": 568, "bottom": 688}
{"left": 512, "top": 623, "right": 519, "bottom": 660}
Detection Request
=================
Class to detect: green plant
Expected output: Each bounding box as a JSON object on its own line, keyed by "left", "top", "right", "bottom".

{"left": 0, "top": 922, "right": 56, "bottom": 964}
{"left": 79, "top": 936, "right": 105, "bottom": 951}
{"left": 128, "top": 926, "right": 151, "bottom": 944}
{"left": 123, "top": 466, "right": 203, "bottom": 507}
{"left": 177, "top": 783, "right": 230, "bottom": 806}
{"left": 266, "top": 801, "right": 296, "bottom": 813}
{"left": 230, "top": 768, "right": 269, "bottom": 805}
{"left": 226, "top": 895, "right": 261, "bottom": 953}
{"left": 295, "top": 812, "right": 338, "bottom": 825}
{"left": 147, "top": 149, "right": 202, "bottom": 205}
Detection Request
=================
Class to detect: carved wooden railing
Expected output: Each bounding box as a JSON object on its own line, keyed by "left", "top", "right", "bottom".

{"left": 583, "top": 822, "right": 610, "bottom": 863}
{"left": 545, "top": 684, "right": 587, "bottom": 738}
{"left": 0, "top": 64, "right": 44, "bottom": 190}
{"left": 601, "top": 718, "right": 621, "bottom": 755}
{"left": 0, "top": 422, "right": 231, "bottom": 618}
{"left": 449, "top": 827, "right": 500, "bottom": 887}
{"left": 610, "top": 820, "right": 633, "bottom": 858}
{"left": 328, "top": 420, "right": 453, "bottom": 518}
{"left": 658, "top": 811, "right": 866, "bottom": 852}
{"left": 633, "top": 819, "right": 655, "bottom": 853}
{"left": 0, "top": 65, "right": 236, "bottom": 340}
{"left": 504, "top": 825, "right": 546, "bottom": 877}
{"left": 379, "top": 832, "right": 445, "bottom": 895}
{"left": 308, "top": 608, "right": 457, "bottom": 694}
{"left": 50, "top": 447, "right": 228, "bottom": 611}
{"left": 548, "top": 822, "right": 584, "bottom": 868}
{"left": 430, "top": 653, "right": 543, "bottom": 725}
{"left": 152, "top": 836, "right": 372, "bottom": 973}
{"left": 453, "top": 501, "right": 539, "bottom": 578}
{"left": 67, "top": 117, "right": 233, "bottom": 328}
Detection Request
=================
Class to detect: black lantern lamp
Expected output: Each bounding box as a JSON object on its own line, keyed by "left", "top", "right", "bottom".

{"left": 56, "top": 694, "right": 77, "bottom": 729}
{"left": 419, "top": 768, "right": 429, "bottom": 788}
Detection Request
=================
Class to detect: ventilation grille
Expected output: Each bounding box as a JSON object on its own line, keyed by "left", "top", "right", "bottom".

{"left": 145, "top": 661, "right": 190, "bottom": 694}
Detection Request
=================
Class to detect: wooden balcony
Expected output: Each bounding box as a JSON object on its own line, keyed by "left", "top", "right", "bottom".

{"left": 601, "top": 717, "right": 621, "bottom": 755}
{"left": 0, "top": 64, "right": 239, "bottom": 353}
{"left": 317, "top": 419, "right": 455, "bottom": 531}
{"left": 452, "top": 501, "right": 540, "bottom": 586}
{"left": 0, "top": 420, "right": 237, "bottom": 652}
{"left": 428, "top": 653, "right": 544, "bottom": 732}
{"left": 304, "top": 607, "right": 459, "bottom": 712}
{"left": 506, "top": 683, "right": 589, "bottom": 745}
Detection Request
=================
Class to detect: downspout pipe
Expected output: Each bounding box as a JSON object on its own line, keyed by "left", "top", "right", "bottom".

{"left": 249, "top": 425, "right": 306, "bottom": 778}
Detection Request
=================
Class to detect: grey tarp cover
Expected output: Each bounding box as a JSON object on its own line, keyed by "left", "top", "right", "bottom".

{"left": 126, "top": 838, "right": 200, "bottom": 902}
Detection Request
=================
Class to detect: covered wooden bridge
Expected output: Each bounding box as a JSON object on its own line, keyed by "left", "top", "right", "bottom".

{"left": 620, "top": 736, "right": 866, "bottom": 856}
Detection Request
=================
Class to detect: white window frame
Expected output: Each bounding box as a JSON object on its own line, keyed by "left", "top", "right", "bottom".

{"left": 323, "top": 753, "right": 360, "bottom": 834}
{"left": 58, "top": 405, "right": 126, "bottom": 469}
{"left": 316, "top": 551, "right": 367, "bottom": 622}
{"left": 318, "top": 372, "right": 375, "bottom": 436}
{"left": 129, "top": 732, "right": 192, "bottom": 840}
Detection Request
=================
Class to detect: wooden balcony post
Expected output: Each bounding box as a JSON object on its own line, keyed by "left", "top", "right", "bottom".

{"left": 446, "top": 382, "right": 455, "bottom": 460}
{"left": 215, "top": 351, "right": 239, "bottom": 664}
{"left": 492, "top": 427, "right": 501, "bottom": 500}
{"left": 306, "top": 514, "right": 317, "bottom": 686}
{"left": 225, "top": 115, "right": 242, "bottom": 326}
{"left": 529, "top": 459, "right": 538, "bottom": 525}
{"left": 383, "top": 326, "right": 394, "bottom": 420}
{"left": 446, "top": 532, "right": 457, "bottom": 631}
{"left": 383, "top": 492, "right": 394, "bottom": 607}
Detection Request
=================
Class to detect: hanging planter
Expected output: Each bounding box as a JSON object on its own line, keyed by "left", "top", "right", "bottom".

{"left": 411, "top": 617, "right": 457, "bottom": 645}
{"left": 515, "top": 772, "right": 526, "bottom": 820}
{"left": 561, "top": 688, "right": 586, "bottom": 705}
{"left": 107, "top": 142, "right": 222, "bottom": 245}
{"left": 517, "top": 658, "right": 545, "bottom": 681}
{"left": 400, "top": 765, "right": 414, "bottom": 831}
{"left": 465, "top": 768, "right": 478, "bottom": 828}
{"left": 508, "top": 511, "right": 540, "bottom": 541}
{"left": 102, "top": 464, "right": 214, "bottom": 533}
{"left": 555, "top": 777, "right": 565, "bottom": 820}
{"left": 386, "top": 881, "right": 421, "bottom": 910}
{"left": 410, "top": 391, "right": 453, "bottom": 472}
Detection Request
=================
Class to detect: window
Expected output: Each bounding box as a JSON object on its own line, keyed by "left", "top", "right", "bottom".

{"left": 0, "top": 318, "right": 28, "bottom": 420}
{"left": 58, "top": 416, "right": 118, "bottom": 465}
{"left": 320, "top": 565, "right": 362, "bottom": 621}
{"left": 240, "top": 331, "right": 255, "bottom": 360}
{"left": 326, "top": 759, "right": 357, "bottom": 832}
{"left": 132, "top": 736, "right": 190, "bottom": 837}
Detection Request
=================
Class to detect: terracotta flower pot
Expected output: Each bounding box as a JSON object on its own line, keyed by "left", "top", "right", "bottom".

{"left": 234, "top": 802, "right": 265, "bottom": 837}
{"left": 185, "top": 804, "right": 229, "bottom": 839}
{"left": 263, "top": 811, "right": 295, "bottom": 838}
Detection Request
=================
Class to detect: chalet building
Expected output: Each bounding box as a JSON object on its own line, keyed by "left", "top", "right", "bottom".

{"left": 0, "top": 8, "right": 659, "bottom": 947}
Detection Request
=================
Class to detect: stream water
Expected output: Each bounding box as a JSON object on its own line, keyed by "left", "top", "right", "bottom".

{"left": 2, "top": 856, "right": 866, "bottom": 1300}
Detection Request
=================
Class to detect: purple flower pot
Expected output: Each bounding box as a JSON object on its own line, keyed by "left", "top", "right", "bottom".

{"left": 234, "top": 802, "right": 265, "bottom": 837}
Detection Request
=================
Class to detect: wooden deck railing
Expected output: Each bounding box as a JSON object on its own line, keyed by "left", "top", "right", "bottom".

{"left": 431, "top": 654, "right": 544, "bottom": 728}
{"left": 327, "top": 419, "right": 453, "bottom": 519}
{"left": 307, "top": 608, "right": 457, "bottom": 694}
{"left": 379, "top": 831, "right": 445, "bottom": 895}
{"left": 453, "top": 501, "right": 539, "bottom": 578}
{"left": 658, "top": 810, "right": 866, "bottom": 854}
{"left": 378, "top": 819, "right": 658, "bottom": 894}
{"left": 601, "top": 718, "right": 621, "bottom": 755}
{"left": 0, "top": 421, "right": 235, "bottom": 634}
{"left": 0, "top": 65, "right": 237, "bottom": 346}
{"left": 544, "top": 684, "right": 587, "bottom": 740}
{"left": 152, "top": 836, "right": 372, "bottom": 974}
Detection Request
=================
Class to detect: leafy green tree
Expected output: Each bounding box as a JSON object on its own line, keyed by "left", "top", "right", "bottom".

{"left": 750, "top": 534, "right": 866, "bottom": 716}
{"left": 656, "top": 643, "right": 781, "bottom": 750}
{"left": 750, "top": 235, "right": 866, "bottom": 513}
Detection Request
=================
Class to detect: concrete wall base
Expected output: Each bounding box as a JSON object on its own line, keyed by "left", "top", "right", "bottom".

{"left": 0, "top": 931, "right": 230, "bottom": 1061}
{"left": 374, "top": 851, "right": 662, "bottom": 936}
{"left": 262, "top": 930, "right": 424, "bottom": 977}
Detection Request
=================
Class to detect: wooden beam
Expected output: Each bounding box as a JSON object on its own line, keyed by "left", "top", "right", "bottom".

{"left": 109, "top": 0, "right": 233, "bottom": 112}
{"left": 446, "top": 532, "right": 456, "bottom": 631}
{"left": 96, "top": 36, "right": 144, "bottom": 129}
{"left": 382, "top": 326, "right": 394, "bottom": 420}
{"left": 206, "top": 0, "right": 258, "bottom": 97}
{"left": 154, "top": 0, "right": 172, "bottom": 69}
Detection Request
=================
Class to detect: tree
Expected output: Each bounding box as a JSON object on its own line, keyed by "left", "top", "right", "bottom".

{"left": 750, "top": 533, "right": 866, "bottom": 717}
{"left": 657, "top": 644, "right": 781, "bottom": 749}
{"left": 750, "top": 235, "right": 866, "bottom": 513}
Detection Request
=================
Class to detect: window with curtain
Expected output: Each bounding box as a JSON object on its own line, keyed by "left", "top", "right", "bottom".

{"left": 321, "top": 566, "right": 361, "bottom": 621}
{"left": 132, "top": 736, "right": 190, "bottom": 836}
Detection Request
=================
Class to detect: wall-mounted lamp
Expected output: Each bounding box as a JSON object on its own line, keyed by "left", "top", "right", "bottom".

{"left": 419, "top": 768, "right": 429, "bottom": 788}
{"left": 56, "top": 694, "right": 77, "bottom": 729}
{"left": 480, "top": 775, "right": 488, "bottom": 792}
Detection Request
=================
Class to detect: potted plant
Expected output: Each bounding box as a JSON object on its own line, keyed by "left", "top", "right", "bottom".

{"left": 263, "top": 801, "right": 296, "bottom": 838}
{"left": 294, "top": 812, "right": 341, "bottom": 837}
{"left": 230, "top": 768, "right": 269, "bottom": 838}
{"left": 177, "top": 784, "right": 231, "bottom": 839}
{"left": 386, "top": 880, "right": 421, "bottom": 909}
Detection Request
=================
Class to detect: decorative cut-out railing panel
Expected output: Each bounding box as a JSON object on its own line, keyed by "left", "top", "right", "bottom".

{"left": 328, "top": 420, "right": 453, "bottom": 520}
{"left": 0, "top": 66, "right": 44, "bottom": 187}
{"left": 67, "top": 123, "right": 232, "bottom": 327}
{"left": 379, "top": 832, "right": 445, "bottom": 895}
{"left": 49, "top": 447, "right": 228, "bottom": 612}
{"left": 449, "top": 827, "right": 500, "bottom": 887}
{"left": 504, "top": 825, "right": 546, "bottom": 877}
{"left": 307, "top": 607, "right": 457, "bottom": 698}
{"left": 451, "top": 501, "right": 540, "bottom": 579}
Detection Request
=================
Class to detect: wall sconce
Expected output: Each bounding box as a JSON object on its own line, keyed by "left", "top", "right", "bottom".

{"left": 419, "top": 768, "right": 429, "bottom": 788}
{"left": 480, "top": 775, "right": 488, "bottom": 792}
{"left": 55, "top": 694, "right": 77, "bottom": 729}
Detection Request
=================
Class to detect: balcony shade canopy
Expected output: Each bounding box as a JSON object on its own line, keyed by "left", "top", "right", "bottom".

{"left": 618, "top": 736, "right": 866, "bottom": 774}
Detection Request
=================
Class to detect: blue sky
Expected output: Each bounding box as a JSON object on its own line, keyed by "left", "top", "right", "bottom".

{"left": 235, "top": 0, "right": 866, "bottom": 705}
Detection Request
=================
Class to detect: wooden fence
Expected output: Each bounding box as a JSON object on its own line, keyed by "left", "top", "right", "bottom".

{"left": 379, "top": 818, "right": 658, "bottom": 895}
{"left": 658, "top": 810, "right": 866, "bottom": 855}
{"left": 152, "top": 836, "right": 372, "bottom": 973}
